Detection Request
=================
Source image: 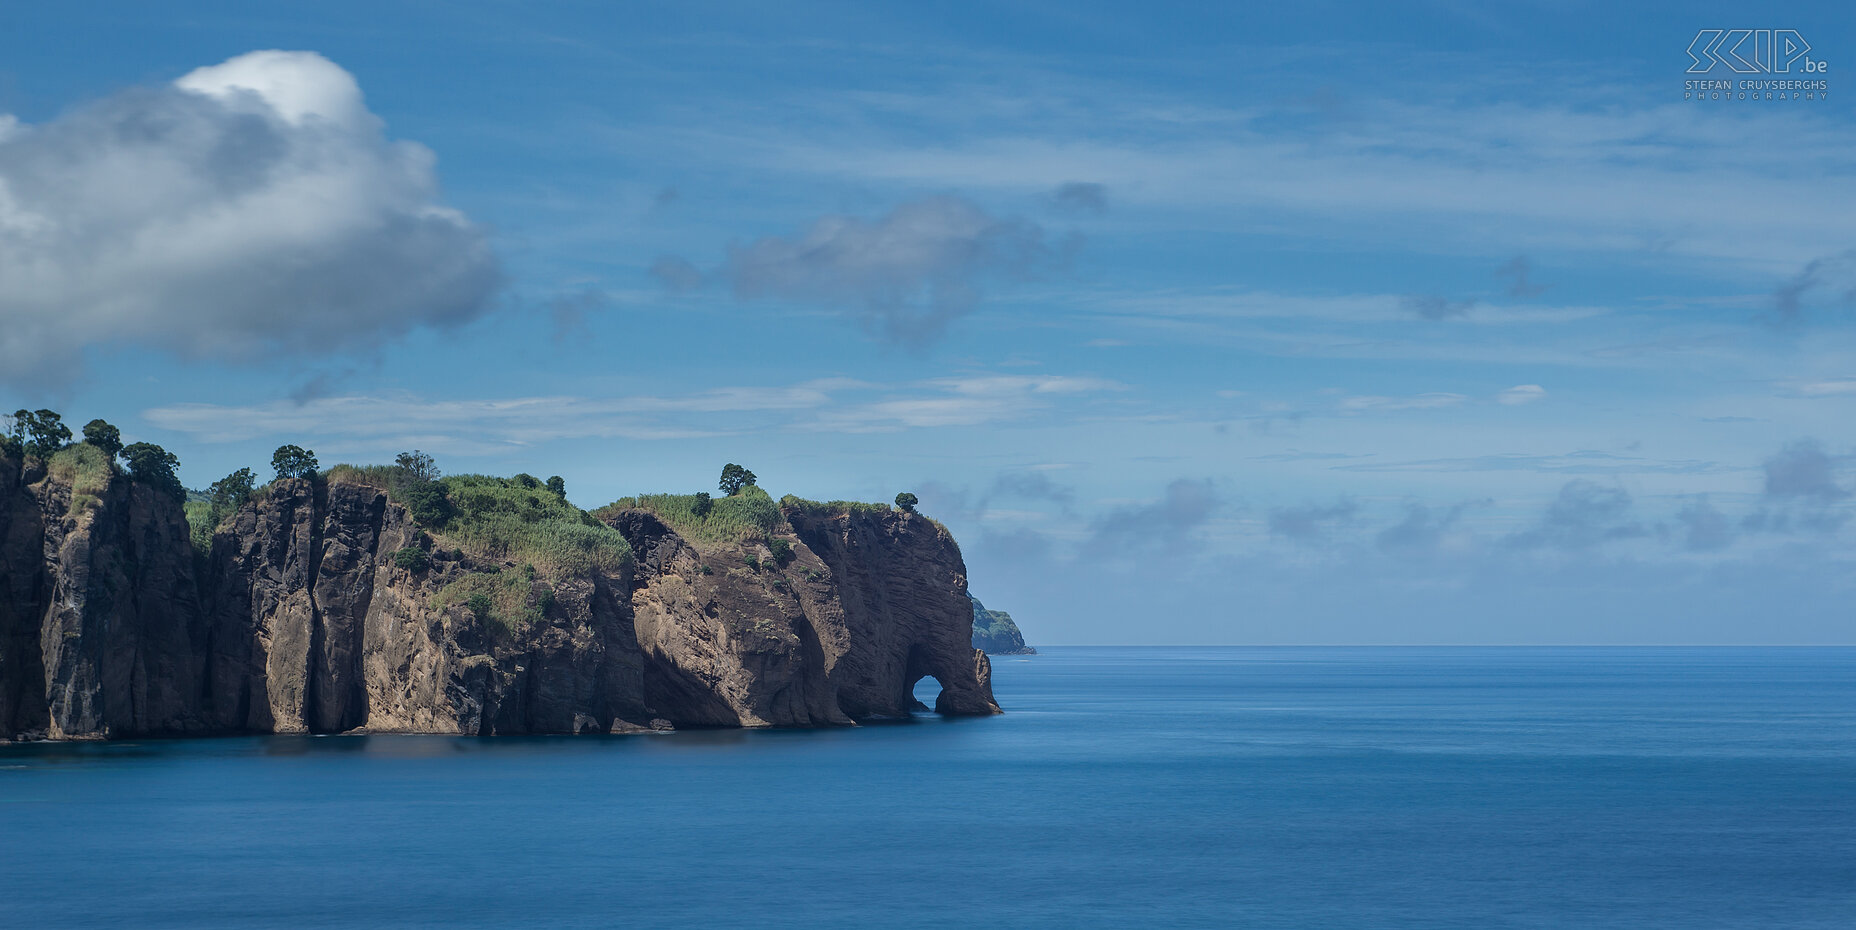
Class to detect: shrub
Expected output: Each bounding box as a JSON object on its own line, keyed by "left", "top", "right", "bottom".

{"left": 768, "top": 537, "right": 793, "bottom": 565}
{"left": 271, "top": 445, "right": 318, "bottom": 480}
{"left": 433, "top": 571, "right": 551, "bottom": 635}
{"left": 466, "top": 593, "right": 493, "bottom": 623}
{"left": 894, "top": 492, "right": 919, "bottom": 514}
{"left": 398, "top": 479, "right": 454, "bottom": 527}
{"left": 744, "top": 554, "right": 761, "bottom": 572}
{"left": 185, "top": 500, "right": 215, "bottom": 553}
{"left": 393, "top": 546, "right": 430, "bottom": 573}
{"left": 81, "top": 419, "right": 122, "bottom": 458}
{"left": 692, "top": 491, "right": 712, "bottom": 517}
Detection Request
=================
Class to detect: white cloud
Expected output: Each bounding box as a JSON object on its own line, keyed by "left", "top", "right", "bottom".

{"left": 702, "top": 196, "right": 1066, "bottom": 345}
{"left": 143, "top": 374, "right": 1122, "bottom": 449}
{"left": 1794, "top": 379, "right": 1856, "bottom": 397}
{"left": 0, "top": 50, "right": 498, "bottom": 386}
{"left": 1497, "top": 384, "right": 1547, "bottom": 405}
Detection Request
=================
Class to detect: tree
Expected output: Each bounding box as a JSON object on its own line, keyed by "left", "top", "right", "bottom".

{"left": 271, "top": 445, "right": 318, "bottom": 480}
{"left": 394, "top": 450, "right": 439, "bottom": 482}
{"left": 692, "top": 491, "right": 713, "bottom": 518}
{"left": 12, "top": 409, "right": 72, "bottom": 458}
{"left": 513, "top": 473, "right": 541, "bottom": 489}
{"left": 207, "top": 467, "right": 256, "bottom": 527}
{"left": 398, "top": 479, "right": 454, "bottom": 527}
{"left": 719, "top": 463, "right": 757, "bottom": 496}
{"left": 894, "top": 492, "right": 919, "bottom": 514}
{"left": 82, "top": 419, "right": 122, "bottom": 459}
{"left": 121, "top": 442, "right": 184, "bottom": 501}
{"left": 546, "top": 475, "right": 566, "bottom": 499}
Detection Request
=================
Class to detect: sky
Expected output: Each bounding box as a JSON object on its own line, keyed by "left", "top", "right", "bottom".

{"left": 1, "top": 1, "right": 1853, "bottom": 644}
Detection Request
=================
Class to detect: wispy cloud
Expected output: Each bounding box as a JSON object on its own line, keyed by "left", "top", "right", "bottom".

{"left": 144, "top": 374, "right": 1122, "bottom": 449}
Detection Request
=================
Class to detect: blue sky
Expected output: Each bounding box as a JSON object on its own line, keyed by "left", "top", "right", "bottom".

{"left": 2, "top": 1, "right": 1853, "bottom": 643}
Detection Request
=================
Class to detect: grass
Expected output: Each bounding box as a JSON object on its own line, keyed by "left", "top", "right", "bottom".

{"left": 435, "top": 474, "right": 631, "bottom": 577}
{"left": 596, "top": 485, "right": 785, "bottom": 546}
{"left": 48, "top": 444, "right": 112, "bottom": 517}
{"left": 429, "top": 566, "right": 552, "bottom": 636}
{"left": 779, "top": 495, "right": 893, "bottom": 518}
{"left": 322, "top": 466, "right": 633, "bottom": 578}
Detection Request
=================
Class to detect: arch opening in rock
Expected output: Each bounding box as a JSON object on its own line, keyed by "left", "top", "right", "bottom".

{"left": 909, "top": 674, "right": 945, "bottom": 713}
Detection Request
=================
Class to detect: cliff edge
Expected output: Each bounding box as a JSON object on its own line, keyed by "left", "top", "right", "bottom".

{"left": 0, "top": 449, "right": 1001, "bottom": 740}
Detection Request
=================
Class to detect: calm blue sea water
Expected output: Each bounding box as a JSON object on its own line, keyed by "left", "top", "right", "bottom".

{"left": 3, "top": 647, "right": 1854, "bottom": 929}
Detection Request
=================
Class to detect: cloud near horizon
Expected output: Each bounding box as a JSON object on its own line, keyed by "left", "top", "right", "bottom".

{"left": 0, "top": 50, "right": 498, "bottom": 388}
{"left": 141, "top": 374, "right": 1122, "bottom": 451}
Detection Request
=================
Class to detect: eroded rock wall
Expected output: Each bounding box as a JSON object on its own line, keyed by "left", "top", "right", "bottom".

{"left": 2, "top": 458, "right": 1002, "bottom": 741}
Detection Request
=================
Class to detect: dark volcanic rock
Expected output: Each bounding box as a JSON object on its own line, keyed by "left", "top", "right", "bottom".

{"left": 785, "top": 507, "right": 1001, "bottom": 718}
{"left": 607, "top": 509, "right": 850, "bottom": 727}
{"left": 1, "top": 448, "right": 201, "bottom": 739}
{"left": 3, "top": 456, "right": 1004, "bottom": 740}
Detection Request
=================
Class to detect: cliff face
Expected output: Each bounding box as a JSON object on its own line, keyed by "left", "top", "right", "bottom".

{"left": 970, "top": 596, "right": 1035, "bottom": 655}
{"left": 202, "top": 478, "right": 646, "bottom": 735}
{"left": 0, "top": 449, "right": 201, "bottom": 739}
{"left": 785, "top": 507, "right": 1001, "bottom": 717}
{"left": 1, "top": 454, "right": 1001, "bottom": 740}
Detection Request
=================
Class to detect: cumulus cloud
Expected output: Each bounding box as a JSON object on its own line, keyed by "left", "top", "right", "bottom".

{"left": 0, "top": 50, "right": 499, "bottom": 387}
{"left": 649, "top": 255, "right": 705, "bottom": 292}
{"left": 1376, "top": 501, "right": 1482, "bottom": 555}
{"left": 1508, "top": 479, "right": 1646, "bottom": 549}
{"left": 713, "top": 195, "right": 1069, "bottom": 346}
{"left": 1268, "top": 500, "right": 1358, "bottom": 541}
{"left": 1400, "top": 295, "right": 1474, "bottom": 320}
{"left": 548, "top": 288, "right": 609, "bottom": 343}
{"left": 1495, "top": 255, "right": 1549, "bottom": 298}
{"left": 1762, "top": 439, "right": 1847, "bottom": 503}
{"left": 1091, "top": 479, "right": 1219, "bottom": 550}
{"left": 1674, "top": 496, "right": 1733, "bottom": 552}
{"left": 988, "top": 470, "right": 1075, "bottom": 508}
{"left": 1049, "top": 181, "right": 1107, "bottom": 214}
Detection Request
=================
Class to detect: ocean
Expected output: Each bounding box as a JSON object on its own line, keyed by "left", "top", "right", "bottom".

{"left": 3, "top": 647, "right": 1853, "bottom": 929}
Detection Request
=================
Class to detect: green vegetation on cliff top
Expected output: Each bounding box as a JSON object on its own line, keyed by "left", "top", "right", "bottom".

{"left": 594, "top": 485, "right": 783, "bottom": 546}
{"left": 326, "top": 466, "right": 631, "bottom": 578}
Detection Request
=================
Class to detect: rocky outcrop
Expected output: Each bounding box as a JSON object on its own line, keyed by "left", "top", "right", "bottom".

{"left": 202, "top": 478, "right": 647, "bottom": 735}
{"left": 1, "top": 448, "right": 201, "bottom": 739}
{"left": 610, "top": 510, "right": 848, "bottom": 727}
{"left": 970, "top": 595, "right": 1035, "bottom": 655}
{"left": 1, "top": 453, "right": 1003, "bottom": 740}
{"left": 785, "top": 507, "right": 1001, "bottom": 717}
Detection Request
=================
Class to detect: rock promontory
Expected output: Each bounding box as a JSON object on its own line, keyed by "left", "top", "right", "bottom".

{"left": 0, "top": 447, "right": 1001, "bottom": 740}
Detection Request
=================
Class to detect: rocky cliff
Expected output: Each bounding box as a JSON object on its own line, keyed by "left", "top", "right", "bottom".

{"left": 0, "top": 449, "right": 1000, "bottom": 740}
{"left": 970, "top": 595, "right": 1035, "bottom": 655}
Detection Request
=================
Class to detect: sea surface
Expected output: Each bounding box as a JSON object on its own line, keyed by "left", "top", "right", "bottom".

{"left": 3, "top": 647, "right": 1854, "bottom": 929}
